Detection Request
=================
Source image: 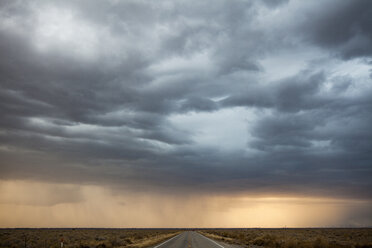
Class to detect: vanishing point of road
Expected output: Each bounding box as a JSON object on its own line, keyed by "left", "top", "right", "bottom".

{"left": 152, "top": 231, "right": 241, "bottom": 248}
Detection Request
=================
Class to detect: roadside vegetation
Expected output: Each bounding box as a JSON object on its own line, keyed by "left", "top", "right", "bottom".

{"left": 200, "top": 228, "right": 372, "bottom": 248}
{"left": 0, "top": 229, "right": 180, "bottom": 248}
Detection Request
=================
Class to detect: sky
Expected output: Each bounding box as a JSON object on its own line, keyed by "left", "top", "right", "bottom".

{"left": 0, "top": 0, "right": 371, "bottom": 228}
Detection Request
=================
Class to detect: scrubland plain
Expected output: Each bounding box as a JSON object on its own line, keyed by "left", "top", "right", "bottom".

{"left": 200, "top": 228, "right": 372, "bottom": 248}
{"left": 0, "top": 229, "right": 179, "bottom": 248}
{"left": 1, "top": 228, "right": 372, "bottom": 248}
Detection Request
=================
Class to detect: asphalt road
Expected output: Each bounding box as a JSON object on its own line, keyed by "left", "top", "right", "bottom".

{"left": 153, "top": 231, "right": 240, "bottom": 248}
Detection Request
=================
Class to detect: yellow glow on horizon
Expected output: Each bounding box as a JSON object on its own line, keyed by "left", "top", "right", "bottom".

{"left": 0, "top": 180, "right": 370, "bottom": 228}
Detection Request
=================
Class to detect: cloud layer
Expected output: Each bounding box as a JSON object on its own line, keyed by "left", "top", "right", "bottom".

{"left": 0, "top": 0, "right": 371, "bottom": 209}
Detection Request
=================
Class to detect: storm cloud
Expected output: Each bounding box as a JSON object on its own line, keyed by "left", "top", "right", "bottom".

{"left": 0, "top": 0, "right": 371, "bottom": 207}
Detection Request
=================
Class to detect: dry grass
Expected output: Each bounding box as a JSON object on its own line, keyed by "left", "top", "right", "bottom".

{"left": 199, "top": 228, "right": 372, "bottom": 248}
{"left": 0, "top": 229, "right": 180, "bottom": 248}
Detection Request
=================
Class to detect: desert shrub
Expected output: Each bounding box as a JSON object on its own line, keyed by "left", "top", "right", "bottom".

{"left": 244, "top": 233, "right": 258, "bottom": 242}
{"left": 109, "top": 237, "right": 121, "bottom": 246}
{"left": 284, "top": 239, "right": 298, "bottom": 248}
{"left": 133, "top": 234, "right": 143, "bottom": 240}
{"left": 238, "top": 232, "right": 245, "bottom": 240}
{"left": 252, "top": 234, "right": 278, "bottom": 247}
{"left": 355, "top": 245, "right": 372, "bottom": 248}
{"left": 313, "top": 237, "right": 329, "bottom": 248}
{"left": 252, "top": 237, "right": 265, "bottom": 246}
{"left": 125, "top": 238, "right": 133, "bottom": 244}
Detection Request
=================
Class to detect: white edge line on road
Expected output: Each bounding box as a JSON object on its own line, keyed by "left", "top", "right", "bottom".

{"left": 153, "top": 232, "right": 182, "bottom": 248}
{"left": 198, "top": 232, "right": 225, "bottom": 248}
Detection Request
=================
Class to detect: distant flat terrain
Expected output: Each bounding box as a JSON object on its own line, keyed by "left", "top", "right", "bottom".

{"left": 1, "top": 228, "right": 371, "bottom": 248}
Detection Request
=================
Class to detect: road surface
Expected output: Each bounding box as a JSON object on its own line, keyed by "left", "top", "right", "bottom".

{"left": 152, "top": 231, "right": 241, "bottom": 248}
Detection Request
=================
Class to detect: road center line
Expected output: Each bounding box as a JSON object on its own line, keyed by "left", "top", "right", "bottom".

{"left": 197, "top": 232, "right": 225, "bottom": 248}
{"left": 153, "top": 232, "right": 182, "bottom": 248}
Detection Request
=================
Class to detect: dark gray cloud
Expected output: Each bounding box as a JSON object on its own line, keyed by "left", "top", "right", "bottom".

{"left": 0, "top": 0, "right": 371, "bottom": 201}
{"left": 301, "top": 0, "right": 372, "bottom": 59}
